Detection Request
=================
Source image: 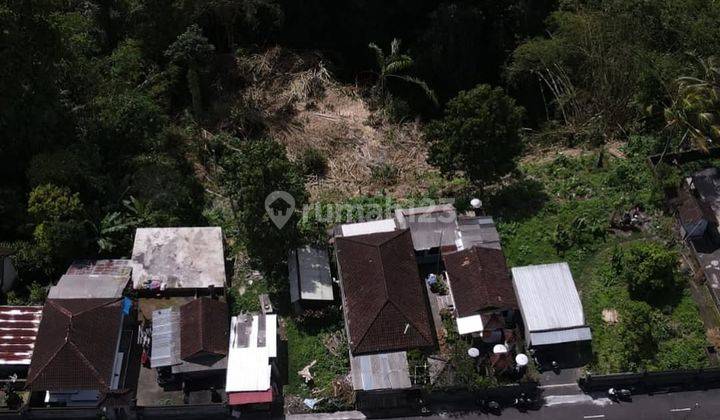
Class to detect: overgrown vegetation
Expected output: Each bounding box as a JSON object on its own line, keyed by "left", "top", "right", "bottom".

{"left": 497, "top": 138, "right": 709, "bottom": 374}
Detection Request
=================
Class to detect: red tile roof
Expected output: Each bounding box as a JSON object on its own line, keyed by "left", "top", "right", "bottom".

{"left": 0, "top": 306, "right": 42, "bottom": 365}
{"left": 336, "top": 229, "right": 436, "bottom": 355}
{"left": 27, "top": 299, "right": 123, "bottom": 391}
{"left": 444, "top": 247, "right": 517, "bottom": 318}
{"left": 180, "top": 298, "right": 229, "bottom": 362}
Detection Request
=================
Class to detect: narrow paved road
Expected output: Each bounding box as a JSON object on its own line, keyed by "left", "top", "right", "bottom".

{"left": 389, "top": 389, "right": 720, "bottom": 420}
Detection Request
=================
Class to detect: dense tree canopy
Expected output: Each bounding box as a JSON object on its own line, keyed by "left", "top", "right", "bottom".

{"left": 425, "top": 84, "right": 525, "bottom": 192}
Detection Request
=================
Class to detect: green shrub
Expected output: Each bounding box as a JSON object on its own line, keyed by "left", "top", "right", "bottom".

{"left": 611, "top": 241, "right": 682, "bottom": 303}
{"left": 299, "top": 147, "right": 328, "bottom": 177}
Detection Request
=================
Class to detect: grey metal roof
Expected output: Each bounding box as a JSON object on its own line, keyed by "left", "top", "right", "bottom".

{"left": 394, "top": 204, "right": 457, "bottom": 251}
{"left": 529, "top": 327, "right": 592, "bottom": 346}
{"left": 511, "top": 262, "right": 587, "bottom": 336}
{"left": 131, "top": 227, "right": 226, "bottom": 290}
{"left": 151, "top": 307, "right": 182, "bottom": 368}
{"left": 455, "top": 216, "right": 501, "bottom": 250}
{"left": 288, "top": 246, "right": 334, "bottom": 302}
{"left": 48, "top": 274, "right": 130, "bottom": 299}
{"left": 350, "top": 351, "right": 412, "bottom": 391}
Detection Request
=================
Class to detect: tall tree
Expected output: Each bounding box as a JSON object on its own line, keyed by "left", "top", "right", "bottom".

{"left": 425, "top": 84, "right": 524, "bottom": 195}
{"left": 165, "top": 24, "right": 215, "bottom": 117}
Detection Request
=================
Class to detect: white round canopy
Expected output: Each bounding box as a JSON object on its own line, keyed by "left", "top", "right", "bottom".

{"left": 515, "top": 353, "right": 529, "bottom": 366}
{"left": 493, "top": 344, "right": 508, "bottom": 354}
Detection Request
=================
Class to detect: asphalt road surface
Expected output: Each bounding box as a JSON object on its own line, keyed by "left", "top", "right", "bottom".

{"left": 390, "top": 389, "right": 720, "bottom": 420}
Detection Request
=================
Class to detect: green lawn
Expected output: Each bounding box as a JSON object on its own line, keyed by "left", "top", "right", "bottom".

{"left": 493, "top": 139, "right": 709, "bottom": 373}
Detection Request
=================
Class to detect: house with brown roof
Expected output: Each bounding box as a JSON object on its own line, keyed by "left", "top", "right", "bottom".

{"left": 334, "top": 229, "right": 435, "bottom": 401}
{"left": 26, "top": 298, "right": 135, "bottom": 406}
{"left": 443, "top": 247, "right": 517, "bottom": 337}
{"left": 335, "top": 229, "right": 436, "bottom": 355}
{"left": 180, "top": 298, "right": 229, "bottom": 364}
{"left": 149, "top": 297, "right": 229, "bottom": 381}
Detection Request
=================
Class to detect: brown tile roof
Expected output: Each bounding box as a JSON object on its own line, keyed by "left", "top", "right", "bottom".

{"left": 336, "top": 229, "right": 436, "bottom": 355}
{"left": 180, "top": 298, "right": 229, "bottom": 362}
{"left": 444, "top": 247, "right": 517, "bottom": 318}
{"left": 27, "top": 299, "right": 123, "bottom": 391}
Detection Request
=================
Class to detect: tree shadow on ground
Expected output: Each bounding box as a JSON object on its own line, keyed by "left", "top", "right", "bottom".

{"left": 486, "top": 177, "right": 549, "bottom": 222}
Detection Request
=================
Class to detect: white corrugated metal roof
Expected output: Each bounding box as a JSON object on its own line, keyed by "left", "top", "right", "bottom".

{"left": 48, "top": 274, "right": 129, "bottom": 299}
{"left": 226, "top": 314, "right": 277, "bottom": 393}
{"left": 511, "top": 262, "right": 586, "bottom": 333}
{"left": 150, "top": 307, "right": 182, "bottom": 368}
{"left": 350, "top": 351, "right": 411, "bottom": 391}
{"left": 340, "top": 219, "right": 397, "bottom": 237}
{"left": 131, "top": 227, "right": 226, "bottom": 290}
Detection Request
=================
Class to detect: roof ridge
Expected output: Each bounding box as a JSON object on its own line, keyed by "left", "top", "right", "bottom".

{"left": 27, "top": 340, "right": 69, "bottom": 386}
{"left": 67, "top": 339, "right": 108, "bottom": 388}
{"left": 354, "top": 300, "right": 390, "bottom": 352}
{"left": 386, "top": 299, "right": 434, "bottom": 345}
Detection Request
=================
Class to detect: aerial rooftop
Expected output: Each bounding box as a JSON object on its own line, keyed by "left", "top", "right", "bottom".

{"left": 288, "top": 246, "right": 334, "bottom": 302}
{"left": 27, "top": 298, "right": 124, "bottom": 391}
{"left": 131, "top": 227, "right": 226, "bottom": 290}
{"left": 225, "top": 314, "right": 277, "bottom": 405}
{"left": 444, "top": 247, "right": 516, "bottom": 335}
{"left": 0, "top": 306, "right": 42, "bottom": 366}
{"left": 394, "top": 204, "right": 457, "bottom": 251}
{"left": 335, "top": 229, "right": 435, "bottom": 354}
{"left": 512, "top": 262, "right": 591, "bottom": 346}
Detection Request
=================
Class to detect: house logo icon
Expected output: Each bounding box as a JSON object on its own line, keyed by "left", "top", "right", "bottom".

{"left": 265, "top": 191, "right": 295, "bottom": 229}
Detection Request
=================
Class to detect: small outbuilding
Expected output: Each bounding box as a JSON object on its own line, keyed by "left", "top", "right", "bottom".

{"left": 225, "top": 314, "right": 278, "bottom": 410}
{"left": 511, "top": 262, "right": 591, "bottom": 348}
{"left": 287, "top": 246, "right": 334, "bottom": 307}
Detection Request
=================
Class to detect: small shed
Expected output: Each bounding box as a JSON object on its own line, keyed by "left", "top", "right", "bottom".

{"left": 0, "top": 247, "right": 18, "bottom": 293}
{"left": 180, "top": 298, "right": 229, "bottom": 363}
{"left": 226, "top": 314, "right": 278, "bottom": 407}
{"left": 511, "top": 262, "right": 591, "bottom": 347}
{"left": 288, "top": 246, "right": 334, "bottom": 304}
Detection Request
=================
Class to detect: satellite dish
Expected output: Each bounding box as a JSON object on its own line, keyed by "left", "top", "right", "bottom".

{"left": 470, "top": 198, "right": 482, "bottom": 209}
{"left": 493, "top": 344, "right": 508, "bottom": 354}
{"left": 467, "top": 347, "right": 480, "bottom": 358}
{"left": 515, "top": 353, "right": 529, "bottom": 366}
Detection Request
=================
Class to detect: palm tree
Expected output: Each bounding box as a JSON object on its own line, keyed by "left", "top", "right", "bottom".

{"left": 368, "top": 38, "right": 438, "bottom": 107}
{"left": 664, "top": 56, "right": 720, "bottom": 152}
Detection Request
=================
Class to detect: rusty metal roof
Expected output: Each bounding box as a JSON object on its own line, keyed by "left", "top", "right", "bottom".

{"left": 0, "top": 306, "right": 42, "bottom": 365}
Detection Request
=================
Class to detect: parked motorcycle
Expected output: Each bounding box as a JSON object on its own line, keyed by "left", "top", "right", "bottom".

{"left": 608, "top": 387, "right": 632, "bottom": 402}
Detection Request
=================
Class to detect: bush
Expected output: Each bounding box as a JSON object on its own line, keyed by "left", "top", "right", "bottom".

{"left": 299, "top": 147, "right": 328, "bottom": 177}
{"left": 370, "top": 163, "right": 399, "bottom": 186}
{"left": 611, "top": 241, "right": 682, "bottom": 303}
